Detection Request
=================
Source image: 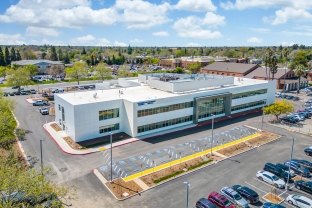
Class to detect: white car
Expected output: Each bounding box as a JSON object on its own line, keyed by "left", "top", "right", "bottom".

{"left": 220, "top": 186, "right": 249, "bottom": 208}
{"left": 287, "top": 194, "right": 312, "bottom": 208}
{"left": 256, "top": 170, "right": 285, "bottom": 189}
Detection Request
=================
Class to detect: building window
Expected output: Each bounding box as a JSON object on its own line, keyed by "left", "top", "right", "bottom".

{"left": 58, "top": 104, "right": 61, "bottom": 111}
{"left": 137, "top": 115, "right": 193, "bottom": 133}
{"left": 99, "top": 123, "right": 120, "bottom": 134}
{"left": 231, "top": 100, "right": 265, "bottom": 112}
{"left": 61, "top": 107, "right": 65, "bottom": 121}
{"left": 232, "top": 89, "right": 267, "bottom": 100}
{"left": 198, "top": 97, "right": 225, "bottom": 119}
{"left": 99, "top": 108, "right": 119, "bottom": 120}
{"left": 137, "top": 101, "right": 193, "bottom": 117}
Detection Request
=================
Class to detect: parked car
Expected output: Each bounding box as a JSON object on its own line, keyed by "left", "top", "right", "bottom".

{"left": 262, "top": 202, "right": 286, "bottom": 208}
{"left": 196, "top": 198, "right": 217, "bottom": 208}
{"left": 30, "top": 89, "right": 36, "bottom": 94}
{"left": 14, "top": 91, "right": 21, "bottom": 95}
{"left": 32, "top": 100, "right": 49, "bottom": 106}
{"left": 304, "top": 147, "right": 312, "bottom": 156}
{"left": 295, "top": 180, "right": 312, "bottom": 194}
{"left": 292, "top": 159, "right": 312, "bottom": 172}
{"left": 220, "top": 187, "right": 249, "bottom": 208}
{"left": 208, "top": 192, "right": 235, "bottom": 208}
{"left": 275, "top": 163, "right": 295, "bottom": 177}
{"left": 256, "top": 170, "right": 285, "bottom": 189}
{"left": 39, "top": 107, "right": 49, "bottom": 115}
{"left": 232, "top": 185, "right": 259, "bottom": 204}
{"left": 3, "top": 92, "right": 9, "bottom": 97}
{"left": 263, "top": 163, "right": 292, "bottom": 182}
{"left": 9, "top": 91, "right": 15, "bottom": 96}
{"left": 286, "top": 194, "right": 312, "bottom": 208}
{"left": 284, "top": 161, "right": 311, "bottom": 177}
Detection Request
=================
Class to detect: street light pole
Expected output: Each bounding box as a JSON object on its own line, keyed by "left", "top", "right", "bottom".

{"left": 110, "top": 132, "right": 113, "bottom": 182}
{"left": 261, "top": 101, "right": 265, "bottom": 130}
{"left": 40, "top": 139, "right": 44, "bottom": 176}
{"left": 184, "top": 181, "right": 190, "bottom": 208}
{"left": 286, "top": 137, "right": 295, "bottom": 190}
{"left": 210, "top": 115, "right": 215, "bottom": 156}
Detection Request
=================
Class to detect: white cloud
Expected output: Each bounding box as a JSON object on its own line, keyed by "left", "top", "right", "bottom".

{"left": 247, "top": 37, "right": 262, "bottom": 44}
{"left": 152, "top": 31, "right": 169, "bottom": 37}
{"left": 130, "top": 39, "right": 144, "bottom": 44}
{"left": 114, "top": 41, "right": 127, "bottom": 47}
{"left": 186, "top": 42, "right": 201, "bottom": 47}
{"left": 115, "top": 0, "right": 170, "bottom": 29}
{"left": 203, "top": 12, "right": 225, "bottom": 26}
{"left": 272, "top": 7, "right": 312, "bottom": 25}
{"left": 173, "top": 14, "right": 224, "bottom": 39}
{"left": 0, "top": 33, "right": 26, "bottom": 45}
{"left": 26, "top": 26, "right": 59, "bottom": 37}
{"left": 175, "top": 0, "right": 216, "bottom": 12}
{"left": 0, "top": 0, "right": 117, "bottom": 28}
{"left": 28, "top": 38, "right": 65, "bottom": 46}
{"left": 70, "top": 35, "right": 111, "bottom": 46}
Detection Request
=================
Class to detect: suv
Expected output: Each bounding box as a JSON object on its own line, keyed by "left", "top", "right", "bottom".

{"left": 33, "top": 100, "right": 49, "bottom": 106}
{"left": 263, "top": 202, "right": 286, "bottom": 208}
{"left": 304, "top": 147, "right": 312, "bottom": 156}
{"left": 232, "top": 185, "right": 259, "bottom": 204}
{"left": 295, "top": 180, "right": 312, "bottom": 194}
{"left": 208, "top": 192, "right": 235, "bottom": 208}
{"left": 196, "top": 198, "right": 217, "bottom": 208}
{"left": 264, "top": 163, "right": 291, "bottom": 182}
{"left": 292, "top": 159, "right": 312, "bottom": 172}
{"left": 276, "top": 163, "right": 295, "bottom": 177}
{"left": 220, "top": 187, "right": 249, "bottom": 208}
{"left": 284, "top": 161, "right": 311, "bottom": 177}
{"left": 39, "top": 108, "right": 49, "bottom": 115}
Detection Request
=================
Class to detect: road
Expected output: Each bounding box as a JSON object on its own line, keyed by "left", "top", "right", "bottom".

{"left": 10, "top": 94, "right": 312, "bottom": 208}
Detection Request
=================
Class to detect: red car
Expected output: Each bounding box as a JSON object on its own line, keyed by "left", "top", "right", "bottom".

{"left": 208, "top": 192, "right": 235, "bottom": 208}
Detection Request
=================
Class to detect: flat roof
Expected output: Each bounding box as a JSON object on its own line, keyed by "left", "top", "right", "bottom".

{"left": 56, "top": 77, "right": 269, "bottom": 105}
{"left": 202, "top": 62, "right": 259, "bottom": 74}
{"left": 11, "top": 59, "right": 63, "bottom": 65}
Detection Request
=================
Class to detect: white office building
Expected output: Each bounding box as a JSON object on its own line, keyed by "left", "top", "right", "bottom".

{"left": 55, "top": 74, "right": 276, "bottom": 142}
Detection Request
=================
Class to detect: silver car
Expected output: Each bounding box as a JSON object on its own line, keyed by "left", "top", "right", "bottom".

{"left": 221, "top": 186, "right": 249, "bottom": 208}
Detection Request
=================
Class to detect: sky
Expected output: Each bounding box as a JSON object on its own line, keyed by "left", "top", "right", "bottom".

{"left": 0, "top": 0, "right": 311, "bottom": 47}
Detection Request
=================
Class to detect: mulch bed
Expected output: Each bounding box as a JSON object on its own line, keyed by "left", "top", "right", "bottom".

{"left": 63, "top": 136, "right": 85, "bottom": 150}
{"left": 263, "top": 193, "right": 284, "bottom": 204}
{"left": 106, "top": 178, "right": 143, "bottom": 200}
{"left": 246, "top": 132, "right": 279, "bottom": 146}
{"left": 50, "top": 123, "right": 62, "bottom": 132}
{"left": 217, "top": 142, "right": 251, "bottom": 157}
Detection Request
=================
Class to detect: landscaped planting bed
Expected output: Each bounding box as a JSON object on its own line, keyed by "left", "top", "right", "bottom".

{"left": 105, "top": 179, "right": 143, "bottom": 200}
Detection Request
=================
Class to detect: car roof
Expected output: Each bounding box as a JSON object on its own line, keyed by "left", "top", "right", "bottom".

{"left": 198, "top": 198, "right": 216, "bottom": 207}
{"left": 262, "top": 171, "right": 275, "bottom": 177}
{"left": 294, "top": 195, "right": 312, "bottom": 203}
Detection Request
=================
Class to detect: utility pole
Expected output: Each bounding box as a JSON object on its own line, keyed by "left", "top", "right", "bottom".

{"left": 184, "top": 181, "right": 190, "bottom": 208}
{"left": 110, "top": 132, "right": 113, "bottom": 182}
{"left": 261, "top": 101, "right": 265, "bottom": 130}
{"left": 40, "top": 139, "right": 44, "bottom": 176}
{"left": 210, "top": 114, "right": 215, "bottom": 156}
{"left": 286, "top": 137, "right": 295, "bottom": 190}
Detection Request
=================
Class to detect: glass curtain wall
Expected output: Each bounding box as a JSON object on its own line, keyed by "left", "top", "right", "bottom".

{"left": 198, "top": 97, "right": 225, "bottom": 120}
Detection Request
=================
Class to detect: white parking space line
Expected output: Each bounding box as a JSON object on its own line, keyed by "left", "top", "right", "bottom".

{"left": 244, "top": 181, "right": 267, "bottom": 194}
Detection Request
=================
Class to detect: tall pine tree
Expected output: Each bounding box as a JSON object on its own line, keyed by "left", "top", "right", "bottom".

{"left": 63, "top": 51, "right": 70, "bottom": 64}
{"left": 58, "top": 48, "right": 63, "bottom": 61}
{"left": 16, "top": 50, "right": 22, "bottom": 61}
{"left": 0, "top": 47, "right": 5, "bottom": 66}
{"left": 4, "top": 46, "right": 10, "bottom": 66}
{"left": 49, "top": 46, "right": 58, "bottom": 61}
{"left": 10, "top": 47, "right": 16, "bottom": 62}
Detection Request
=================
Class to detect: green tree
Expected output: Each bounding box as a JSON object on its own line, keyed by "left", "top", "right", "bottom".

{"left": 263, "top": 100, "right": 294, "bottom": 120}
{"left": 58, "top": 48, "right": 63, "bottom": 61}
{"left": 186, "top": 62, "right": 201, "bottom": 74}
{"left": 4, "top": 46, "right": 10, "bottom": 66}
{"left": 10, "top": 47, "right": 16, "bottom": 62}
{"left": 0, "top": 98, "right": 16, "bottom": 149}
{"left": 65, "top": 61, "right": 88, "bottom": 85}
{"left": 63, "top": 51, "right": 70, "bottom": 64}
{"left": 49, "top": 46, "right": 58, "bottom": 61}
{"left": 290, "top": 50, "right": 309, "bottom": 69}
{"left": 264, "top": 48, "right": 273, "bottom": 79}
{"left": 0, "top": 66, "right": 8, "bottom": 79}
{"left": 6, "top": 67, "right": 32, "bottom": 92}
{"left": 81, "top": 47, "right": 86, "bottom": 55}
{"left": 269, "top": 56, "right": 278, "bottom": 80}
{"left": 15, "top": 50, "right": 21, "bottom": 61}
{"left": 24, "top": 65, "right": 39, "bottom": 77}
{"left": 94, "top": 63, "right": 112, "bottom": 81}
{"left": 0, "top": 47, "right": 5, "bottom": 66}
{"left": 127, "top": 45, "right": 133, "bottom": 55}
{"left": 175, "top": 67, "right": 184, "bottom": 74}
{"left": 294, "top": 64, "right": 306, "bottom": 93}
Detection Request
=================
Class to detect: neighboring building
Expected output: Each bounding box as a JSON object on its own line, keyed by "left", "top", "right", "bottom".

{"left": 245, "top": 67, "right": 309, "bottom": 90}
{"left": 159, "top": 56, "right": 214, "bottom": 68}
{"left": 11, "top": 59, "right": 64, "bottom": 74}
{"left": 55, "top": 74, "right": 275, "bottom": 142}
{"left": 200, "top": 62, "right": 259, "bottom": 77}
{"left": 249, "top": 58, "right": 262, "bottom": 65}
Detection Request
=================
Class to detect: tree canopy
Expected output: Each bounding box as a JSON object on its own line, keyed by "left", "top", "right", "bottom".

{"left": 65, "top": 61, "right": 88, "bottom": 85}
{"left": 6, "top": 67, "right": 33, "bottom": 90}
{"left": 94, "top": 63, "right": 112, "bottom": 81}
{"left": 186, "top": 62, "right": 202, "bottom": 74}
{"left": 263, "top": 100, "right": 294, "bottom": 120}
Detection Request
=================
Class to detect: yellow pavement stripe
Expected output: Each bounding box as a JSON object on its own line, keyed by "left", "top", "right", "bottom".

{"left": 99, "top": 147, "right": 107, "bottom": 151}
{"left": 122, "top": 133, "right": 260, "bottom": 182}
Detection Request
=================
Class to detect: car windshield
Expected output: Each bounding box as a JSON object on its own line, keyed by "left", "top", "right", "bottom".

{"left": 224, "top": 200, "right": 232, "bottom": 207}
{"left": 233, "top": 194, "right": 242, "bottom": 200}
{"left": 272, "top": 175, "right": 279, "bottom": 181}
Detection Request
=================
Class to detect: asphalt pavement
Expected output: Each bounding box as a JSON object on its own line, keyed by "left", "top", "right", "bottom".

{"left": 9, "top": 93, "right": 312, "bottom": 208}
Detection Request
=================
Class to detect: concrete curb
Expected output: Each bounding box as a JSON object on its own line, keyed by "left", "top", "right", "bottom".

{"left": 11, "top": 112, "right": 31, "bottom": 167}
{"left": 93, "top": 133, "right": 282, "bottom": 201}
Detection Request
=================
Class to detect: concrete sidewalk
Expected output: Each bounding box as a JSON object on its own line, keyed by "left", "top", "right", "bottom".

{"left": 43, "top": 122, "right": 139, "bottom": 155}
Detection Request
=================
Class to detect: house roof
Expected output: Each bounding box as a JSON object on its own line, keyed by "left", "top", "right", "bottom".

{"left": 245, "top": 67, "right": 291, "bottom": 79}
{"left": 201, "top": 62, "right": 259, "bottom": 74}
{"left": 11, "top": 59, "right": 63, "bottom": 66}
